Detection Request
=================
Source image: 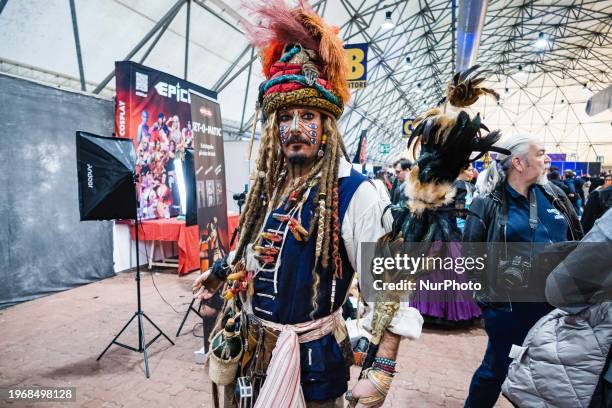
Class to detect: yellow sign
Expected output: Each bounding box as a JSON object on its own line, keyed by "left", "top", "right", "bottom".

{"left": 344, "top": 43, "right": 368, "bottom": 89}
{"left": 402, "top": 118, "right": 414, "bottom": 139}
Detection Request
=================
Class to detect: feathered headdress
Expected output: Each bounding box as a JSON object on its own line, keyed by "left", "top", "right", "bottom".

{"left": 377, "top": 66, "right": 511, "bottom": 273}
{"left": 403, "top": 65, "right": 509, "bottom": 215}
{"left": 242, "top": 0, "right": 349, "bottom": 118}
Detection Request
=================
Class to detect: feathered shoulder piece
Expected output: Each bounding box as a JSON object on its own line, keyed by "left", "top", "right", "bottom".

{"left": 242, "top": 0, "right": 349, "bottom": 118}
{"left": 400, "top": 65, "right": 509, "bottom": 215}
{"left": 407, "top": 65, "right": 509, "bottom": 184}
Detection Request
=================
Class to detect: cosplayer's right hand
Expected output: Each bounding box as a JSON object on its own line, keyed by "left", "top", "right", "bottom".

{"left": 347, "top": 377, "right": 384, "bottom": 408}
{"left": 192, "top": 270, "right": 222, "bottom": 300}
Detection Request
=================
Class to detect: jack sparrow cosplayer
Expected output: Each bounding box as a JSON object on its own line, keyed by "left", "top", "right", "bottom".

{"left": 193, "top": 1, "right": 422, "bottom": 407}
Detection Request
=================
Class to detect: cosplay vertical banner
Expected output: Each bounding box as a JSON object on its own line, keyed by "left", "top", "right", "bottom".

{"left": 189, "top": 92, "right": 229, "bottom": 272}
{"left": 114, "top": 61, "right": 217, "bottom": 220}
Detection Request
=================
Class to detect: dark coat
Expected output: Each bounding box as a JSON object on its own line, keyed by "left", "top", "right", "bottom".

{"left": 463, "top": 181, "right": 583, "bottom": 305}
{"left": 582, "top": 186, "right": 612, "bottom": 233}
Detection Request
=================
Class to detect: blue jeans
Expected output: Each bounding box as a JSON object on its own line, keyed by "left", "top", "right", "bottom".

{"left": 464, "top": 302, "right": 552, "bottom": 408}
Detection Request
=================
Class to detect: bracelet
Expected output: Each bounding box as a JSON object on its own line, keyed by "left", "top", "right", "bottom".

{"left": 372, "top": 361, "right": 395, "bottom": 375}
{"left": 373, "top": 357, "right": 396, "bottom": 367}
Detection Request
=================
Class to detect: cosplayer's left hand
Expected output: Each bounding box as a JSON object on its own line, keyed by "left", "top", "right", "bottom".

{"left": 192, "top": 270, "right": 223, "bottom": 300}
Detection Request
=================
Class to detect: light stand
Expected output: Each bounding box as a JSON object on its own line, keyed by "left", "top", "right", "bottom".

{"left": 97, "top": 173, "right": 175, "bottom": 378}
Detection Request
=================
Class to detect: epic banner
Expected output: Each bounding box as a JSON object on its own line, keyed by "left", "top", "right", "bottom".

{"left": 189, "top": 92, "right": 229, "bottom": 272}
{"left": 114, "top": 61, "right": 217, "bottom": 220}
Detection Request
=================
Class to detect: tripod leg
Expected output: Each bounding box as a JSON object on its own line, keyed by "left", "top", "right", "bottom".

{"left": 201, "top": 300, "right": 208, "bottom": 352}
{"left": 138, "top": 313, "right": 151, "bottom": 378}
{"left": 97, "top": 312, "right": 138, "bottom": 361}
{"left": 143, "top": 312, "right": 175, "bottom": 345}
{"left": 176, "top": 298, "right": 197, "bottom": 337}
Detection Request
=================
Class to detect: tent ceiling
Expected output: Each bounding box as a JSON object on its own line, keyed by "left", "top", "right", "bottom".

{"left": 1, "top": 0, "right": 611, "bottom": 165}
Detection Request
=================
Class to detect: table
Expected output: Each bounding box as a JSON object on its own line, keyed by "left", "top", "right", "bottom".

{"left": 130, "top": 218, "right": 200, "bottom": 275}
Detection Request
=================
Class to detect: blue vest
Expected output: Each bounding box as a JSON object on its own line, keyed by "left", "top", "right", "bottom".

{"left": 252, "top": 168, "right": 366, "bottom": 401}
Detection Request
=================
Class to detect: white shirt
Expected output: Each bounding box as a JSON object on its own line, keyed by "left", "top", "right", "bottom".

{"left": 338, "top": 159, "right": 393, "bottom": 278}
{"left": 339, "top": 159, "right": 424, "bottom": 339}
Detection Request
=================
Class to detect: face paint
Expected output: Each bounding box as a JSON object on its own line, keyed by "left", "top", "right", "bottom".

{"left": 278, "top": 110, "right": 319, "bottom": 146}
{"left": 306, "top": 123, "right": 318, "bottom": 144}
{"left": 279, "top": 125, "right": 289, "bottom": 144}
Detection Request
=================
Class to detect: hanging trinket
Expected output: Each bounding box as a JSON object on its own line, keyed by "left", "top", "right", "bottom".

{"left": 260, "top": 231, "right": 283, "bottom": 243}
{"left": 288, "top": 217, "right": 309, "bottom": 241}
{"left": 222, "top": 265, "right": 252, "bottom": 300}
{"left": 272, "top": 213, "right": 308, "bottom": 241}
{"left": 272, "top": 213, "right": 290, "bottom": 223}
{"left": 255, "top": 254, "right": 277, "bottom": 264}
{"left": 254, "top": 245, "right": 279, "bottom": 256}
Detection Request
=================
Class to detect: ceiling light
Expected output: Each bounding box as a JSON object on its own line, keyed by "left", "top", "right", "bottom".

{"left": 514, "top": 65, "right": 526, "bottom": 80}
{"left": 533, "top": 32, "right": 549, "bottom": 49}
{"left": 414, "top": 82, "right": 424, "bottom": 94}
{"left": 381, "top": 11, "right": 395, "bottom": 30}
{"left": 406, "top": 56, "right": 412, "bottom": 65}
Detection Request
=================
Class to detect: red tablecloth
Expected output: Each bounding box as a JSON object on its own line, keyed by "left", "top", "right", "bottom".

{"left": 227, "top": 212, "right": 240, "bottom": 251}
{"left": 130, "top": 218, "right": 199, "bottom": 275}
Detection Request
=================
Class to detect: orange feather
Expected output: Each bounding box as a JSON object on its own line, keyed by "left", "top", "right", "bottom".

{"left": 261, "top": 41, "right": 284, "bottom": 78}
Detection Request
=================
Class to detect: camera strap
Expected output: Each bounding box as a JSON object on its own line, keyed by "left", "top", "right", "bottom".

{"left": 527, "top": 188, "right": 539, "bottom": 269}
{"left": 528, "top": 188, "right": 538, "bottom": 231}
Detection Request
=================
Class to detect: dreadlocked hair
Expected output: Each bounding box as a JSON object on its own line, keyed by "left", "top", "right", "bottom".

{"left": 233, "top": 111, "right": 285, "bottom": 264}
{"left": 308, "top": 115, "right": 343, "bottom": 319}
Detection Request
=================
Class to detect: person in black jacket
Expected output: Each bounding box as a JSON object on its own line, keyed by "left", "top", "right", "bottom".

{"left": 564, "top": 169, "right": 585, "bottom": 214}
{"left": 547, "top": 170, "right": 570, "bottom": 195}
{"left": 390, "top": 158, "right": 411, "bottom": 205}
{"left": 582, "top": 175, "right": 612, "bottom": 233}
{"left": 464, "top": 135, "right": 583, "bottom": 408}
{"left": 453, "top": 164, "right": 476, "bottom": 231}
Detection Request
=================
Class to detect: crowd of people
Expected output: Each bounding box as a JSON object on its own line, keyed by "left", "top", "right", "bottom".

{"left": 369, "top": 140, "right": 611, "bottom": 407}
{"left": 378, "top": 159, "right": 612, "bottom": 238}
{"left": 134, "top": 111, "right": 194, "bottom": 219}
{"left": 547, "top": 168, "right": 611, "bottom": 215}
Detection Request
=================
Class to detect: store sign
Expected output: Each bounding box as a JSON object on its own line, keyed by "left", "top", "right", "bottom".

{"left": 344, "top": 43, "right": 368, "bottom": 89}
{"left": 402, "top": 118, "right": 415, "bottom": 139}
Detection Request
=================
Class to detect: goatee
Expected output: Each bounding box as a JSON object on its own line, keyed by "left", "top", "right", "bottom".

{"left": 287, "top": 154, "right": 308, "bottom": 165}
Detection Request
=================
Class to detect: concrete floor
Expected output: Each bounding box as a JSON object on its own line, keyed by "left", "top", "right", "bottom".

{"left": 0, "top": 270, "right": 512, "bottom": 408}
